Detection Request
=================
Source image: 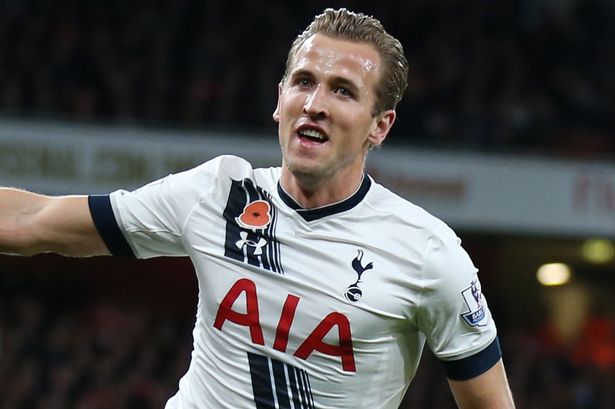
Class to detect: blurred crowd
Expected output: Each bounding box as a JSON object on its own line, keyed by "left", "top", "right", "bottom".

{"left": 0, "top": 291, "right": 192, "bottom": 409}
{"left": 1, "top": 286, "right": 613, "bottom": 409}
{"left": 0, "top": 0, "right": 613, "bottom": 156}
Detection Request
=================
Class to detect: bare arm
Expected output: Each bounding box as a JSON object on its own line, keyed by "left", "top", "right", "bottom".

{"left": 448, "top": 359, "right": 515, "bottom": 409}
{"left": 0, "top": 188, "right": 110, "bottom": 257}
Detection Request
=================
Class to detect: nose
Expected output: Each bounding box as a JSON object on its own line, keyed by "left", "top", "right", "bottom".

{"left": 303, "top": 85, "right": 328, "bottom": 118}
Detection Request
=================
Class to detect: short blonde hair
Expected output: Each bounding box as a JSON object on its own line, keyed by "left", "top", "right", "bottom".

{"left": 284, "top": 8, "right": 409, "bottom": 116}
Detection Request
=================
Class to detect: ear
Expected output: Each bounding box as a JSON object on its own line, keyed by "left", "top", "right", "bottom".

{"left": 367, "top": 109, "right": 396, "bottom": 147}
{"left": 272, "top": 82, "right": 283, "bottom": 122}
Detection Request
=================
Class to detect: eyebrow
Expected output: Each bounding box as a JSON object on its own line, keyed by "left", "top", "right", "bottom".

{"left": 290, "top": 69, "right": 361, "bottom": 96}
{"left": 330, "top": 76, "right": 360, "bottom": 96}
{"left": 289, "top": 69, "right": 315, "bottom": 81}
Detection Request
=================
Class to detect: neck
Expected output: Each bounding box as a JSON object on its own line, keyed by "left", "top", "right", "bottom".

{"left": 279, "top": 167, "right": 365, "bottom": 209}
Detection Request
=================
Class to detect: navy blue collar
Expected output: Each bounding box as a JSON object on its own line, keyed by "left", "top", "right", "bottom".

{"left": 277, "top": 175, "right": 371, "bottom": 221}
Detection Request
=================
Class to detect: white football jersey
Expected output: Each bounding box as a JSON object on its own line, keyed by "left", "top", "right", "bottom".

{"left": 89, "top": 155, "right": 500, "bottom": 409}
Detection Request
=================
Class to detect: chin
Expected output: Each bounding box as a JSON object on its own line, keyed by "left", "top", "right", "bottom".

{"left": 287, "top": 161, "right": 326, "bottom": 183}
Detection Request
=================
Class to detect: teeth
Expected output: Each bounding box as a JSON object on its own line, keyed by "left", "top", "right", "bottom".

{"left": 299, "top": 129, "right": 326, "bottom": 140}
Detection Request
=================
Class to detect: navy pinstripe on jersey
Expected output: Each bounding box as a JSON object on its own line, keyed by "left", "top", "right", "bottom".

{"left": 248, "top": 352, "right": 314, "bottom": 409}
{"left": 223, "top": 178, "right": 283, "bottom": 274}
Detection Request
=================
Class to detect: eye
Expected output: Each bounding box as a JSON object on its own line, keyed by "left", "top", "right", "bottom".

{"left": 335, "top": 87, "right": 353, "bottom": 98}
{"left": 296, "top": 78, "right": 313, "bottom": 88}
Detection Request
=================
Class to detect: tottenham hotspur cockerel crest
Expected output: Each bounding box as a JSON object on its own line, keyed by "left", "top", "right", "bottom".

{"left": 344, "top": 250, "right": 374, "bottom": 302}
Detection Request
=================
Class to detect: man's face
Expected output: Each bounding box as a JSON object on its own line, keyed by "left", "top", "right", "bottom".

{"left": 274, "top": 34, "right": 394, "bottom": 186}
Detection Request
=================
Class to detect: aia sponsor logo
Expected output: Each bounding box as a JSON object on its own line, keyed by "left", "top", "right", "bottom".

{"left": 214, "top": 278, "right": 356, "bottom": 372}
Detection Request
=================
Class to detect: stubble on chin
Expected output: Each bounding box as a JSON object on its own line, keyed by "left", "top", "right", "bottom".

{"left": 282, "top": 156, "right": 330, "bottom": 190}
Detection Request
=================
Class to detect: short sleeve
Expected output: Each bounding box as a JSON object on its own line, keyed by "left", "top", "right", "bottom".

{"left": 99, "top": 156, "right": 234, "bottom": 258}
{"left": 417, "top": 225, "right": 500, "bottom": 379}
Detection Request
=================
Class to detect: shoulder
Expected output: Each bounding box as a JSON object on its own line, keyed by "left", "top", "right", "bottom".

{"left": 189, "top": 155, "right": 254, "bottom": 179}
{"left": 114, "top": 155, "right": 260, "bottom": 209}
{"left": 163, "top": 155, "right": 267, "bottom": 192}
{"left": 365, "top": 177, "right": 472, "bottom": 277}
{"left": 189, "top": 155, "right": 280, "bottom": 185}
{"left": 364, "top": 176, "right": 450, "bottom": 235}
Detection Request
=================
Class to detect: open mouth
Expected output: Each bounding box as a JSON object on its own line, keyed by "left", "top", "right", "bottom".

{"left": 297, "top": 128, "right": 329, "bottom": 145}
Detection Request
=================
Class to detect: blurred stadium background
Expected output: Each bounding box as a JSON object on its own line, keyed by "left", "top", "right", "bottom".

{"left": 0, "top": 0, "right": 614, "bottom": 408}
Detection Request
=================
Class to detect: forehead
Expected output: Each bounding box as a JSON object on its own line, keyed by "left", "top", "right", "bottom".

{"left": 289, "top": 34, "right": 381, "bottom": 85}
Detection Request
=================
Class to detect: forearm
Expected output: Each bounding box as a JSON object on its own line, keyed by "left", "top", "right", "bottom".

{"left": 449, "top": 360, "right": 515, "bottom": 409}
{"left": 0, "top": 187, "right": 109, "bottom": 256}
{"left": 0, "top": 188, "right": 50, "bottom": 255}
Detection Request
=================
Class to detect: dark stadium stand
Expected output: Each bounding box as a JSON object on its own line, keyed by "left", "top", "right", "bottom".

{"left": 0, "top": 0, "right": 613, "bottom": 156}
